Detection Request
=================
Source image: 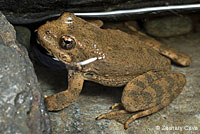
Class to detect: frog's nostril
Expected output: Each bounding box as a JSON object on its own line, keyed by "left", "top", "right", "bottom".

{"left": 45, "top": 30, "right": 50, "bottom": 34}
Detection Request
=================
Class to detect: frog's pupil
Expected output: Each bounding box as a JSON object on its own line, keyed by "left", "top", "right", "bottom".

{"left": 64, "top": 40, "right": 71, "bottom": 45}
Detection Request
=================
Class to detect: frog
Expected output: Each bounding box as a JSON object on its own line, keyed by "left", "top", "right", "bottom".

{"left": 37, "top": 12, "right": 191, "bottom": 129}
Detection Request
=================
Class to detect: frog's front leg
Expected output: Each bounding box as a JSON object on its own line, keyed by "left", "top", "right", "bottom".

{"left": 45, "top": 70, "right": 84, "bottom": 111}
{"left": 97, "top": 71, "right": 186, "bottom": 129}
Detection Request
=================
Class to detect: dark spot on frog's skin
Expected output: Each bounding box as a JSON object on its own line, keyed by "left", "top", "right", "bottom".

{"left": 144, "top": 73, "right": 154, "bottom": 83}
{"left": 154, "top": 72, "right": 165, "bottom": 79}
{"left": 150, "top": 83, "right": 163, "bottom": 105}
{"left": 165, "top": 76, "right": 174, "bottom": 95}
{"left": 141, "top": 91, "right": 153, "bottom": 106}
{"left": 127, "top": 91, "right": 139, "bottom": 103}
{"left": 127, "top": 90, "right": 153, "bottom": 109}
{"left": 133, "top": 80, "right": 146, "bottom": 89}
{"left": 69, "top": 88, "right": 79, "bottom": 96}
{"left": 56, "top": 93, "right": 67, "bottom": 105}
{"left": 165, "top": 75, "right": 183, "bottom": 102}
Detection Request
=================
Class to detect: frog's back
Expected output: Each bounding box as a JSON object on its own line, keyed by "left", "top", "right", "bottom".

{"left": 85, "top": 29, "right": 171, "bottom": 86}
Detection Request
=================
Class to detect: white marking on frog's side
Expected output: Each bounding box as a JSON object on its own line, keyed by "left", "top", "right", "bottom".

{"left": 97, "top": 57, "right": 103, "bottom": 60}
{"left": 77, "top": 55, "right": 105, "bottom": 65}
{"left": 102, "top": 54, "right": 105, "bottom": 59}
{"left": 65, "top": 21, "right": 73, "bottom": 24}
{"left": 97, "top": 54, "right": 105, "bottom": 60}
{"left": 93, "top": 44, "right": 97, "bottom": 49}
{"left": 78, "top": 57, "right": 98, "bottom": 65}
{"left": 52, "top": 57, "right": 60, "bottom": 61}
{"left": 93, "top": 43, "right": 106, "bottom": 59}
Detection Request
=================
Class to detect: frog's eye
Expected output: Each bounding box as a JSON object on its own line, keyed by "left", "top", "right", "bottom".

{"left": 59, "top": 35, "right": 76, "bottom": 50}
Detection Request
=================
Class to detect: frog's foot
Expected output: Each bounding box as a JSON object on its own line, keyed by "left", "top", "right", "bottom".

{"left": 45, "top": 71, "right": 84, "bottom": 111}
{"left": 96, "top": 110, "right": 128, "bottom": 120}
{"left": 96, "top": 105, "right": 163, "bottom": 129}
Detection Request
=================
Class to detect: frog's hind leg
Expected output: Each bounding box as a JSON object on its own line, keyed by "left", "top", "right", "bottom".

{"left": 96, "top": 71, "right": 186, "bottom": 129}
{"left": 142, "top": 37, "right": 191, "bottom": 66}
{"left": 44, "top": 70, "right": 84, "bottom": 111}
{"left": 126, "top": 23, "right": 191, "bottom": 66}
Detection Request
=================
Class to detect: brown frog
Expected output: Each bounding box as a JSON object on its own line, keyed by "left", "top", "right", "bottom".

{"left": 37, "top": 13, "right": 191, "bottom": 129}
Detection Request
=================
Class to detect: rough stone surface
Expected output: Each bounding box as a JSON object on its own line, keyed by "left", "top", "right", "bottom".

{"left": 34, "top": 19, "right": 200, "bottom": 133}
{"left": 0, "top": 12, "right": 50, "bottom": 134}
{"left": 144, "top": 16, "right": 193, "bottom": 37}
{"left": 1, "top": 0, "right": 200, "bottom": 24}
{"left": 192, "top": 14, "right": 200, "bottom": 32}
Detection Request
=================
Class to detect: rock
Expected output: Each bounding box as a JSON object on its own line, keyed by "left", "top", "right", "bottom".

{"left": 14, "top": 26, "right": 31, "bottom": 51}
{"left": 144, "top": 16, "right": 193, "bottom": 37}
{"left": 191, "top": 14, "right": 200, "bottom": 32}
{"left": 0, "top": 12, "right": 50, "bottom": 134}
{"left": 35, "top": 21, "right": 200, "bottom": 133}
{"left": 1, "top": 0, "right": 200, "bottom": 24}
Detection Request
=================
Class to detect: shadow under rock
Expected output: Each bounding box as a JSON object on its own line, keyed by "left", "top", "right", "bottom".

{"left": 34, "top": 62, "right": 123, "bottom": 102}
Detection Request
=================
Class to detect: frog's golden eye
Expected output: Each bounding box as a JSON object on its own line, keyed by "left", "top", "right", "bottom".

{"left": 59, "top": 35, "right": 76, "bottom": 50}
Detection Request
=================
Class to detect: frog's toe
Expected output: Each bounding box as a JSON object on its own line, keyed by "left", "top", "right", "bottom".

{"left": 109, "top": 103, "right": 122, "bottom": 110}
{"left": 124, "top": 104, "right": 163, "bottom": 129}
{"left": 96, "top": 110, "right": 128, "bottom": 120}
{"left": 96, "top": 104, "right": 166, "bottom": 129}
{"left": 96, "top": 109, "right": 141, "bottom": 129}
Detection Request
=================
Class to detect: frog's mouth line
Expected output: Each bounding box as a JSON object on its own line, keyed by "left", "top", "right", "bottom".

{"left": 77, "top": 57, "right": 98, "bottom": 65}
{"left": 52, "top": 56, "right": 98, "bottom": 66}
{"left": 37, "top": 39, "right": 101, "bottom": 66}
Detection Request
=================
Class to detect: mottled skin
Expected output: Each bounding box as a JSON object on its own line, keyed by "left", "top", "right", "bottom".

{"left": 37, "top": 13, "right": 190, "bottom": 129}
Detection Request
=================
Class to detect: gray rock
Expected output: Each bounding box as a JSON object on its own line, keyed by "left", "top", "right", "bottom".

{"left": 35, "top": 21, "right": 200, "bottom": 133}
{"left": 191, "top": 14, "right": 200, "bottom": 32}
{"left": 144, "top": 16, "right": 193, "bottom": 37}
{"left": 1, "top": 0, "right": 200, "bottom": 24}
{"left": 0, "top": 12, "right": 50, "bottom": 134}
{"left": 15, "top": 26, "right": 31, "bottom": 51}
